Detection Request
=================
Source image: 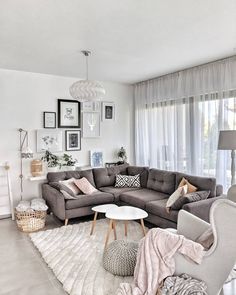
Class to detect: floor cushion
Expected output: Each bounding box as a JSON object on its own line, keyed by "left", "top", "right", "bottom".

{"left": 120, "top": 188, "right": 169, "bottom": 209}
{"left": 103, "top": 240, "right": 139, "bottom": 276}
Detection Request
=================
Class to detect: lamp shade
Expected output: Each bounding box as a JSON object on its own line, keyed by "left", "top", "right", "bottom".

{"left": 69, "top": 80, "right": 105, "bottom": 101}
{"left": 21, "top": 146, "right": 33, "bottom": 159}
{"left": 218, "top": 130, "right": 236, "bottom": 150}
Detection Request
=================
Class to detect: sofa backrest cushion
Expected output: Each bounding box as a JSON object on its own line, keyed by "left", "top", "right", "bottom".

{"left": 147, "top": 169, "right": 176, "bottom": 194}
{"left": 93, "top": 163, "right": 129, "bottom": 188}
{"left": 175, "top": 172, "right": 216, "bottom": 198}
{"left": 127, "top": 166, "right": 149, "bottom": 188}
{"left": 47, "top": 169, "right": 96, "bottom": 187}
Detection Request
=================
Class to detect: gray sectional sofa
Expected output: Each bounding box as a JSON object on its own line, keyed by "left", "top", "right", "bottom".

{"left": 42, "top": 163, "right": 223, "bottom": 228}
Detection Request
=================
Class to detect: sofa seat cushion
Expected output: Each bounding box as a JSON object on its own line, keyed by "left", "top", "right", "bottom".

{"left": 146, "top": 199, "right": 178, "bottom": 223}
{"left": 65, "top": 192, "right": 114, "bottom": 210}
{"left": 120, "top": 188, "right": 169, "bottom": 209}
{"left": 99, "top": 186, "right": 140, "bottom": 201}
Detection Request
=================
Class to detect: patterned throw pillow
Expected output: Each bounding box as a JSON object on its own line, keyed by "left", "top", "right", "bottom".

{"left": 74, "top": 177, "right": 98, "bottom": 195}
{"left": 170, "top": 190, "right": 211, "bottom": 210}
{"left": 115, "top": 174, "right": 141, "bottom": 188}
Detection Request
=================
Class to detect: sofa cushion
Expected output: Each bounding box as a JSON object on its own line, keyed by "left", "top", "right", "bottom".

{"left": 99, "top": 186, "right": 140, "bottom": 201}
{"left": 65, "top": 192, "right": 114, "bottom": 209}
{"left": 47, "top": 171, "right": 66, "bottom": 183}
{"left": 93, "top": 163, "right": 129, "bottom": 188}
{"left": 127, "top": 166, "right": 149, "bottom": 188}
{"left": 47, "top": 169, "right": 96, "bottom": 187}
{"left": 175, "top": 172, "right": 216, "bottom": 197}
{"left": 120, "top": 188, "right": 169, "bottom": 209}
{"left": 66, "top": 170, "right": 96, "bottom": 187}
{"left": 147, "top": 169, "right": 176, "bottom": 194}
{"left": 146, "top": 199, "right": 178, "bottom": 223}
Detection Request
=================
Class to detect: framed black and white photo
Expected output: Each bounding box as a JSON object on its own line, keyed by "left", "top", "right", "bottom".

{"left": 102, "top": 102, "right": 115, "bottom": 121}
{"left": 65, "top": 130, "right": 81, "bottom": 151}
{"left": 36, "top": 129, "right": 63, "bottom": 152}
{"left": 82, "top": 112, "right": 100, "bottom": 138}
{"left": 58, "top": 99, "right": 81, "bottom": 128}
{"left": 43, "top": 112, "right": 56, "bottom": 128}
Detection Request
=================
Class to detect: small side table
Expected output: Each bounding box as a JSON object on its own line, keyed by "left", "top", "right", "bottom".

{"left": 90, "top": 204, "right": 118, "bottom": 235}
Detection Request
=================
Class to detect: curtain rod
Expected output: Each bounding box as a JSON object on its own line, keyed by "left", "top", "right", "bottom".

{"left": 135, "top": 54, "right": 236, "bottom": 85}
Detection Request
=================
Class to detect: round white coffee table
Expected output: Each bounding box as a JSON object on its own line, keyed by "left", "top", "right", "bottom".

{"left": 90, "top": 204, "right": 118, "bottom": 235}
{"left": 104, "top": 206, "right": 148, "bottom": 248}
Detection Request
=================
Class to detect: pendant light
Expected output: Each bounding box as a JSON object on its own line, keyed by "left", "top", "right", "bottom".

{"left": 69, "top": 50, "right": 105, "bottom": 101}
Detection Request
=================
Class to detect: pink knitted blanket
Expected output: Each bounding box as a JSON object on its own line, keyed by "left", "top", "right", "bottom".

{"left": 117, "top": 228, "right": 204, "bottom": 295}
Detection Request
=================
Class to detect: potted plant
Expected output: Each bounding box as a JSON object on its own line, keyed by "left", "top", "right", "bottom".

{"left": 60, "top": 153, "right": 77, "bottom": 171}
{"left": 41, "top": 150, "right": 59, "bottom": 172}
{"left": 117, "top": 147, "right": 127, "bottom": 163}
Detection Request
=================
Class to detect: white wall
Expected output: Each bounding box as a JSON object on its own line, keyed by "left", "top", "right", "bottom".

{"left": 0, "top": 69, "right": 134, "bottom": 204}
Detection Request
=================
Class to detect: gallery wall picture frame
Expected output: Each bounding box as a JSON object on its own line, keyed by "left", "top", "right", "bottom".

{"left": 90, "top": 150, "right": 103, "bottom": 168}
{"left": 65, "top": 130, "right": 81, "bottom": 151}
{"left": 43, "top": 112, "right": 56, "bottom": 129}
{"left": 82, "top": 101, "right": 101, "bottom": 112}
{"left": 82, "top": 112, "right": 100, "bottom": 138}
{"left": 36, "top": 129, "right": 63, "bottom": 152}
{"left": 58, "top": 99, "right": 81, "bottom": 128}
{"left": 102, "top": 102, "right": 115, "bottom": 121}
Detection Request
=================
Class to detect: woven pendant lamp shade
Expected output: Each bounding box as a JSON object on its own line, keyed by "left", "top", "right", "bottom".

{"left": 69, "top": 80, "right": 105, "bottom": 101}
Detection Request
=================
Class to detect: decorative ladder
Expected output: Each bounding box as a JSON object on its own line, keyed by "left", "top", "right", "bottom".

{"left": 0, "top": 163, "right": 14, "bottom": 220}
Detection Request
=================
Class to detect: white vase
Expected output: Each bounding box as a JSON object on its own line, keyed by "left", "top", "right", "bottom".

{"left": 47, "top": 166, "right": 59, "bottom": 173}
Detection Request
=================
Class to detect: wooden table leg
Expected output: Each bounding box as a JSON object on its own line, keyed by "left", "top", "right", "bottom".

{"left": 104, "top": 219, "right": 113, "bottom": 249}
{"left": 140, "top": 219, "right": 146, "bottom": 236}
{"left": 90, "top": 212, "right": 98, "bottom": 235}
{"left": 124, "top": 220, "right": 128, "bottom": 236}
{"left": 112, "top": 220, "right": 117, "bottom": 240}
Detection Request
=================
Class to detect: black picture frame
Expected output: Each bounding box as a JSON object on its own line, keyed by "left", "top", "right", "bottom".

{"left": 58, "top": 99, "right": 81, "bottom": 128}
{"left": 43, "top": 112, "right": 56, "bottom": 129}
{"left": 65, "top": 130, "right": 81, "bottom": 151}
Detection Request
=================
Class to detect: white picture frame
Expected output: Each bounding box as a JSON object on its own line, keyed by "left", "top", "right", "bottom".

{"left": 82, "top": 112, "right": 100, "bottom": 138}
{"left": 36, "top": 130, "right": 63, "bottom": 152}
{"left": 102, "top": 102, "right": 115, "bottom": 121}
{"left": 82, "top": 101, "right": 101, "bottom": 112}
{"left": 90, "top": 150, "right": 103, "bottom": 168}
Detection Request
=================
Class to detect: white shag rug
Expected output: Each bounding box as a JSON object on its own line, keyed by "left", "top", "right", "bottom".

{"left": 30, "top": 219, "right": 145, "bottom": 295}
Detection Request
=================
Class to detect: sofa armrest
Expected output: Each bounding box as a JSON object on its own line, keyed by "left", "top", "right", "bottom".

{"left": 42, "top": 184, "right": 66, "bottom": 220}
{"left": 182, "top": 196, "right": 225, "bottom": 222}
{"left": 216, "top": 184, "right": 223, "bottom": 196}
{"left": 177, "top": 210, "right": 210, "bottom": 240}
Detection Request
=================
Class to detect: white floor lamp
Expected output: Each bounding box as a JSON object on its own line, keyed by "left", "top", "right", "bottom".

{"left": 218, "top": 130, "right": 236, "bottom": 185}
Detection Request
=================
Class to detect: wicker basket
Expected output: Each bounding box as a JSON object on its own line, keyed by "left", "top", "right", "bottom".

{"left": 15, "top": 209, "right": 46, "bottom": 233}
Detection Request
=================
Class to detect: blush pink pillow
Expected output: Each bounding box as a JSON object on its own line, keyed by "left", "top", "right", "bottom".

{"left": 74, "top": 177, "right": 98, "bottom": 195}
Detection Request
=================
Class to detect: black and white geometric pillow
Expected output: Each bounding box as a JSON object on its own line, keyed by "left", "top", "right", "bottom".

{"left": 115, "top": 174, "right": 141, "bottom": 188}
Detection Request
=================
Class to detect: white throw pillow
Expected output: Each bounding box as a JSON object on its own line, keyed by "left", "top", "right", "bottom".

{"left": 59, "top": 178, "right": 81, "bottom": 195}
{"left": 166, "top": 185, "right": 188, "bottom": 211}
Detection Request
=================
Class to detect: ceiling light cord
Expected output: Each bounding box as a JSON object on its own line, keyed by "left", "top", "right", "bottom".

{"left": 81, "top": 50, "right": 91, "bottom": 80}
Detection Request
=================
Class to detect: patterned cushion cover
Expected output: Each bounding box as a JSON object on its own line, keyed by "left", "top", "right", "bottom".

{"left": 115, "top": 174, "right": 141, "bottom": 188}
{"left": 171, "top": 190, "right": 211, "bottom": 210}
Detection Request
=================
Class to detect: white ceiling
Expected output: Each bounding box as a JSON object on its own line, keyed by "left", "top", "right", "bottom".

{"left": 0, "top": 0, "right": 235, "bottom": 84}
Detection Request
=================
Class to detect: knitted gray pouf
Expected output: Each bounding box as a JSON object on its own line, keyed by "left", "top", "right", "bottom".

{"left": 103, "top": 240, "right": 139, "bottom": 276}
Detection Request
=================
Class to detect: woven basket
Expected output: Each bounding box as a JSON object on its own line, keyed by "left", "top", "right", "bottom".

{"left": 15, "top": 209, "right": 46, "bottom": 233}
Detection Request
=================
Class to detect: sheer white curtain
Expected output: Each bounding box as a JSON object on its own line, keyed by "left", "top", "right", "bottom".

{"left": 134, "top": 56, "right": 236, "bottom": 190}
